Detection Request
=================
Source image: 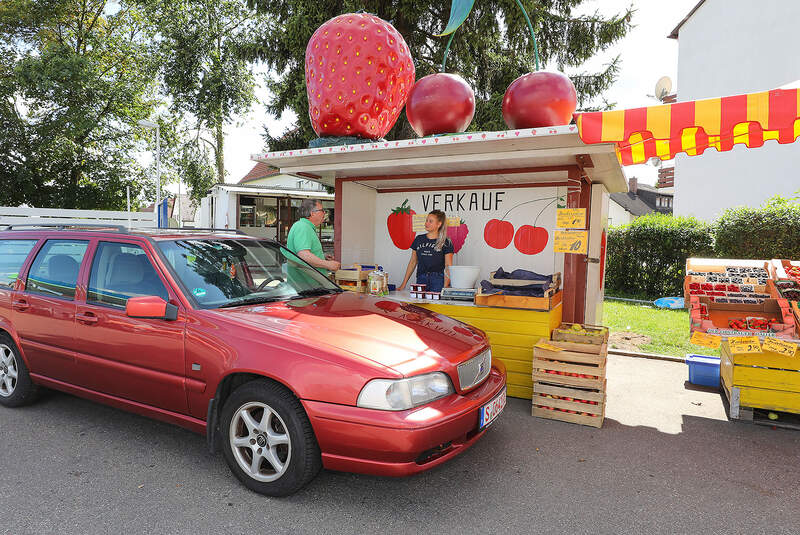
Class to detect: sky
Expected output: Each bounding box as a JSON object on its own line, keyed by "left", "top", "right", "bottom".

{"left": 220, "top": 0, "right": 702, "bottom": 186}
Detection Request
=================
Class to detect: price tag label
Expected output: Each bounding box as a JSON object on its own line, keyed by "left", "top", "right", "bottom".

{"left": 762, "top": 337, "right": 798, "bottom": 357}
{"left": 553, "top": 230, "right": 588, "bottom": 254}
{"left": 690, "top": 331, "right": 722, "bottom": 349}
{"left": 412, "top": 214, "right": 426, "bottom": 232}
{"left": 556, "top": 208, "right": 586, "bottom": 229}
{"left": 728, "top": 336, "right": 762, "bottom": 355}
{"left": 535, "top": 342, "right": 563, "bottom": 352}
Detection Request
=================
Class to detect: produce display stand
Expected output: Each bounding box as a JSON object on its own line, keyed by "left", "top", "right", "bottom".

{"left": 252, "top": 126, "right": 627, "bottom": 399}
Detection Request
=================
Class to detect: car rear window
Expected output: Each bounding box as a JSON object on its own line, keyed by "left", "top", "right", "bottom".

{"left": 0, "top": 239, "right": 38, "bottom": 288}
{"left": 26, "top": 240, "right": 89, "bottom": 300}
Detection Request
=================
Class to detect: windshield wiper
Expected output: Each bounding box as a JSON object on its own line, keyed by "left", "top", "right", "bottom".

{"left": 216, "top": 295, "right": 286, "bottom": 308}
{"left": 292, "top": 288, "right": 342, "bottom": 298}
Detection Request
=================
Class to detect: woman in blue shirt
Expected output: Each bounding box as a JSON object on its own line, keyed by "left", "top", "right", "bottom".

{"left": 398, "top": 209, "right": 454, "bottom": 293}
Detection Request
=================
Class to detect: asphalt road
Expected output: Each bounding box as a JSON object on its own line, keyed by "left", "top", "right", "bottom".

{"left": 2, "top": 355, "right": 800, "bottom": 534}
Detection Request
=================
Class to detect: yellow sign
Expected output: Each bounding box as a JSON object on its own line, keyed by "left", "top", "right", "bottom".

{"left": 728, "top": 336, "right": 762, "bottom": 355}
{"left": 762, "top": 337, "right": 798, "bottom": 357}
{"left": 553, "top": 230, "right": 588, "bottom": 254}
{"left": 412, "top": 215, "right": 461, "bottom": 232}
{"left": 556, "top": 208, "right": 587, "bottom": 229}
{"left": 690, "top": 331, "right": 722, "bottom": 349}
{"left": 535, "top": 342, "right": 564, "bottom": 352}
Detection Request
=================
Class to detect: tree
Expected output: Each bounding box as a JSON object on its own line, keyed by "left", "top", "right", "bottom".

{"left": 0, "top": 0, "right": 166, "bottom": 209}
{"left": 141, "top": 0, "right": 266, "bottom": 183}
{"left": 247, "top": 0, "right": 633, "bottom": 151}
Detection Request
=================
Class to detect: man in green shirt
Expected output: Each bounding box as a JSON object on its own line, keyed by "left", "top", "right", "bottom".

{"left": 286, "top": 199, "right": 340, "bottom": 273}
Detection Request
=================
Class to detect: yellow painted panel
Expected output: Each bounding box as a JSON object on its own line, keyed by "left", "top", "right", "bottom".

{"left": 694, "top": 97, "right": 721, "bottom": 136}
{"left": 497, "top": 357, "right": 533, "bottom": 375}
{"left": 486, "top": 331, "right": 539, "bottom": 349}
{"left": 646, "top": 103, "right": 671, "bottom": 139}
{"left": 723, "top": 342, "right": 800, "bottom": 369}
{"left": 738, "top": 385, "right": 800, "bottom": 414}
{"left": 720, "top": 348, "right": 734, "bottom": 393}
{"left": 746, "top": 90, "right": 770, "bottom": 126}
{"left": 492, "top": 344, "right": 537, "bottom": 361}
{"left": 461, "top": 317, "right": 552, "bottom": 337}
{"left": 507, "top": 383, "right": 532, "bottom": 400}
{"left": 732, "top": 365, "right": 800, "bottom": 393}
{"left": 549, "top": 306, "right": 563, "bottom": 331}
{"left": 417, "top": 303, "right": 555, "bottom": 322}
{"left": 600, "top": 110, "right": 625, "bottom": 141}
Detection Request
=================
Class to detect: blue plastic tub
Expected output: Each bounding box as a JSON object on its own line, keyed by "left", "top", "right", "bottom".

{"left": 686, "top": 354, "right": 720, "bottom": 388}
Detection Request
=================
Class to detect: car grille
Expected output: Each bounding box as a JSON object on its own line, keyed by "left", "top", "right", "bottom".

{"left": 457, "top": 348, "right": 492, "bottom": 390}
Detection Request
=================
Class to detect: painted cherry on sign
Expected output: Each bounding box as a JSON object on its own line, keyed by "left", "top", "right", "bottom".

{"left": 483, "top": 219, "right": 514, "bottom": 249}
{"left": 513, "top": 225, "right": 549, "bottom": 255}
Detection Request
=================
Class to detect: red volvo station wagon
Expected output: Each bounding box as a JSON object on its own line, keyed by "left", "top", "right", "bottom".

{"left": 0, "top": 226, "right": 506, "bottom": 495}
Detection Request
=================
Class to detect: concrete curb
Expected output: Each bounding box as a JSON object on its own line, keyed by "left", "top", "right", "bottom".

{"left": 608, "top": 349, "right": 686, "bottom": 363}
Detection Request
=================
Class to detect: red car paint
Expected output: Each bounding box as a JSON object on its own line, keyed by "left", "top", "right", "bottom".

{"left": 0, "top": 228, "right": 505, "bottom": 477}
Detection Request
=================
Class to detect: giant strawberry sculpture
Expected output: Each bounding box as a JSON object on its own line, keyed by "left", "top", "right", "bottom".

{"left": 305, "top": 13, "right": 416, "bottom": 140}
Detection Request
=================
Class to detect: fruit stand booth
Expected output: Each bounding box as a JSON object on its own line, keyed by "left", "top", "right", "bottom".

{"left": 252, "top": 126, "right": 627, "bottom": 399}
{"left": 576, "top": 85, "right": 800, "bottom": 421}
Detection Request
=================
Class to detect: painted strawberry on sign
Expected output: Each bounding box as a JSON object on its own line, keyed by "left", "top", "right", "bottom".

{"left": 387, "top": 199, "right": 416, "bottom": 250}
{"left": 305, "top": 13, "right": 416, "bottom": 139}
{"left": 447, "top": 219, "right": 469, "bottom": 253}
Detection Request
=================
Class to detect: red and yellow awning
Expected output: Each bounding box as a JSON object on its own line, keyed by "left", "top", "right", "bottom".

{"left": 575, "top": 88, "right": 800, "bottom": 165}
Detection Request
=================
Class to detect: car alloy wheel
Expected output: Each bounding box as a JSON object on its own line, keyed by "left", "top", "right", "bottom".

{"left": 228, "top": 401, "right": 292, "bottom": 483}
{"left": 0, "top": 344, "right": 18, "bottom": 398}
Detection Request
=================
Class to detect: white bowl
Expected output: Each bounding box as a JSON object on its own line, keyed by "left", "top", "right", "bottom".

{"left": 449, "top": 265, "right": 481, "bottom": 289}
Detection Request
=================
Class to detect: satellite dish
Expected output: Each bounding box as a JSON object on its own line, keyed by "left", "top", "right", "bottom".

{"left": 655, "top": 76, "right": 673, "bottom": 101}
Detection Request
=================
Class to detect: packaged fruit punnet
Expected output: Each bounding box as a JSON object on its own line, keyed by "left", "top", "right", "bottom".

{"left": 551, "top": 323, "right": 609, "bottom": 345}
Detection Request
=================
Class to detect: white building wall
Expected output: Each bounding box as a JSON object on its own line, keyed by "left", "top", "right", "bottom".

{"left": 673, "top": 0, "right": 800, "bottom": 221}
{"left": 607, "top": 199, "right": 632, "bottom": 227}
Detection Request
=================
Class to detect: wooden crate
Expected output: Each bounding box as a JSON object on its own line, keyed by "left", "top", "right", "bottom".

{"left": 334, "top": 266, "right": 373, "bottom": 293}
{"left": 551, "top": 323, "right": 609, "bottom": 345}
{"left": 532, "top": 342, "right": 607, "bottom": 390}
{"left": 532, "top": 381, "right": 606, "bottom": 428}
{"left": 474, "top": 288, "right": 561, "bottom": 311}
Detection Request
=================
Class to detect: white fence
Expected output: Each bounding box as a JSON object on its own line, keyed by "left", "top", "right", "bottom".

{"left": 0, "top": 207, "right": 156, "bottom": 229}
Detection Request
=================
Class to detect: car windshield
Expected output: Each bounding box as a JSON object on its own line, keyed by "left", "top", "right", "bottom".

{"left": 156, "top": 238, "right": 340, "bottom": 309}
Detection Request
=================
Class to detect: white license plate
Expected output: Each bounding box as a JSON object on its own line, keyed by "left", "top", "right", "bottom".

{"left": 479, "top": 387, "right": 506, "bottom": 429}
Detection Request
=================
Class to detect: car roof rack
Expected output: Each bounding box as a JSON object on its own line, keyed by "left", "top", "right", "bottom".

{"left": 139, "top": 227, "right": 249, "bottom": 235}
{"left": 1, "top": 223, "right": 129, "bottom": 232}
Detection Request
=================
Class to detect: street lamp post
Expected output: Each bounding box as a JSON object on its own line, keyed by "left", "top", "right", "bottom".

{"left": 138, "top": 119, "right": 161, "bottom": 227}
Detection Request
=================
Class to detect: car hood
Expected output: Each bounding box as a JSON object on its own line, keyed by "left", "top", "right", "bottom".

{"left": 211, "top": 292, "right": 486, "bottom": 375}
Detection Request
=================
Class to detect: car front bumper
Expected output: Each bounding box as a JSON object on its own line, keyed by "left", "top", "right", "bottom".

{"left": 302, "top": 360, "right": 507, "bottom": 477}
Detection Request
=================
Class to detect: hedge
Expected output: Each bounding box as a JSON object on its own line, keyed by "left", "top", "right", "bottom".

{"left": 714, "top": 196, "right": 800, "bottom": 260}
{"left": 605, "top": 213, "right": 714, "bottom": 299}
{"left": 605, "top": 195, "right": 800, "bottom": 299}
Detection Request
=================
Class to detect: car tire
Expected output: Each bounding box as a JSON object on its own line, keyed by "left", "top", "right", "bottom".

{"left": 220, "top": 379, "right": 321, "bottom": 496}
{"left": 0, "top": 333, "right": 39, "bottom": 408}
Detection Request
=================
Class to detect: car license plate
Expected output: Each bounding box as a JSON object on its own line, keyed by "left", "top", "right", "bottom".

{"left": 479, "top": 387, "right": 506, "bottom": 429}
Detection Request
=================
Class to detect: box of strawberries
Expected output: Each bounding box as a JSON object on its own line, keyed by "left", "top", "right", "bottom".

{"left": 689, "top": 296, "right": 797, "bottom": 339}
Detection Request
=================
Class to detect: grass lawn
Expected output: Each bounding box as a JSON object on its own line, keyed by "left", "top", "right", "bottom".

{"left": 602, "top": 300, "right": 720, "bottom": 359}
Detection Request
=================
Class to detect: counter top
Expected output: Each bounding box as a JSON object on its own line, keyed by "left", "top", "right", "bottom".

{"left": 390, "top": 290, "right": 480, "bottom": 308}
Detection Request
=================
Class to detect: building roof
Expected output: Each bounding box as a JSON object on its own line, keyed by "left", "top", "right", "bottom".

{"left": 610, "top": 192, "right": 654, "bottom": 217}
{"left": 668, "top": 0, "right": 706, "bottom": 39}
{"left": 239, "top": 162, "right": 280, "bottom": 184}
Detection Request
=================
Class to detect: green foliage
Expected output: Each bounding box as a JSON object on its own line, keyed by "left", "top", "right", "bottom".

{"left": 714, "top": 195, "right": 800, "bottom": 260}
{"left": 606, "top": 213, "right": 714, "bottom": 299}
{"left": 140, "top": 0, "right": 267, "bottom": 182}
{"left": 0, "top": 0, "right": 164, "bottom": 209}
{"left": 246, "top": 0, "right": 632, "bottom": 148}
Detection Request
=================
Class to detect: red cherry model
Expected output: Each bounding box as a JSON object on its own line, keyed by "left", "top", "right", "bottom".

{"left": 305, "top": 13, "right": 416, "bottom": 139}
{"left": 502, "top": 71, "right": 577, "bottom": 129}
{"left": 406, "top": 73, "right": 475, "bottom": 136}
{"left": 0, "top": 227, "right": 505, "bottom": 497}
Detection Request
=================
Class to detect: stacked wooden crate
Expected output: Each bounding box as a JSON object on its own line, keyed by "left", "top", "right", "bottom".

{"left": 532, "top": 323, "right": 609, "bottom": 428}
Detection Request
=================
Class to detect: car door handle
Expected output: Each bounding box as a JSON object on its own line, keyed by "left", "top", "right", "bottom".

{"left": 11, "top": 300, "right": 29, "bottom": 311}
{"left": 76, "top": 312, "right": 99, "bottom": 324}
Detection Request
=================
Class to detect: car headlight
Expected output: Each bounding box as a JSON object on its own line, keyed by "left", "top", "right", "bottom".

{"left": 357, "top": 372, "right": 455, "bottom": 411}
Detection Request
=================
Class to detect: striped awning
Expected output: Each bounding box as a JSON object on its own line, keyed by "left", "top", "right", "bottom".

{"left": 575, "top": 88, "right": 800, "bottom": 165}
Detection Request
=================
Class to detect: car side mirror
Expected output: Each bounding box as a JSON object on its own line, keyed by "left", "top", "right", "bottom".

{"left": 126, "top": 296, "right": 179, "bottom": 321}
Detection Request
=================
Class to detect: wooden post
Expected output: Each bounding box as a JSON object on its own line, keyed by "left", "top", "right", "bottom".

{"left": 334, "top": 177, "right": 343, "bottom": 261}
{"left": 562, "top": 166, "right": 591, "bottom": 324}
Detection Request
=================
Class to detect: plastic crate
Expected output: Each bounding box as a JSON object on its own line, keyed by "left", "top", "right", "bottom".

{"left": 686, "top": 354, "right": 720, "bottom": 388}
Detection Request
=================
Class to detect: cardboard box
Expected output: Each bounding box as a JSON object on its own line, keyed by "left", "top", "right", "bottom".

{"left": 689, "top": 296, "right": 796, "bottom": 339}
